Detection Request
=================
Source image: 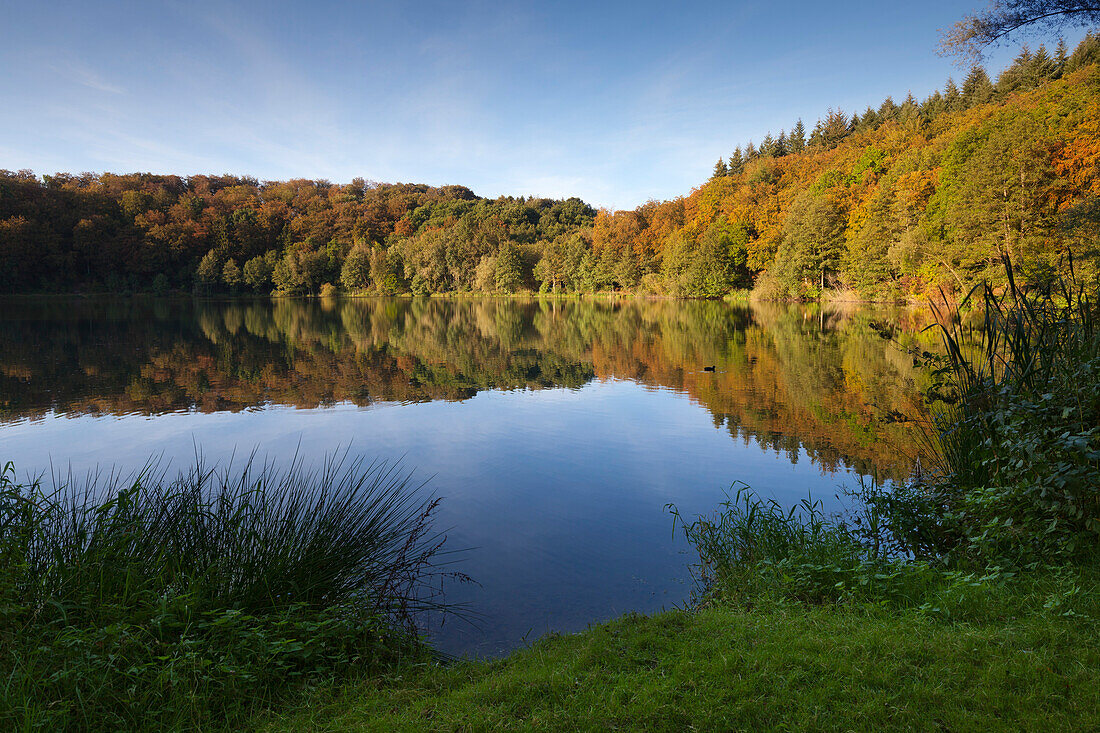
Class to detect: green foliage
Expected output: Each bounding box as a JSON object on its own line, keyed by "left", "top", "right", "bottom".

{"left": 221, "top": 257, "right": 241, "bottom": 291}
{"left": 1, "top": 36, "right": 1098, "bottom": 301}
{"left": 775, "top": 192, "right": 846, "bottom": 298}
{"left": 922, "top": 263, "right": 1100, "bottom": 565}
{"left": 339, "top": 245, "right": 371, "bottom": 292}
{"left": 0, "top": 455, "right": 458, "bottom": 730}
{"left": 243, "top": 251, "right": 276, "bottom": 293}
{"left": 194, "top": 249, "right": 220, "bottom": 293}
{"left": 494, "top": 242, "right": 523, "bottom": 293}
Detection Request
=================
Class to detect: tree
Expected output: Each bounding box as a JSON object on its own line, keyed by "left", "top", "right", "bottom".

{"left": 777, "top": 192, "right": 847, "bottom": 296}
{"left": 962, "top": 65, "right": 995, "bottom": 105}
{"left": 340, "top": 245, "right": 371, "bottom": 291}
{"left": 728, "top": 147, "right": 746, "bottom": 175}
{"left": 760, "top": 133, "right": 777, "bottom": 157}
{"left": 194, "top": 249, "right": 220, "bottom": 293}
{"left": 712, "top": 158, "right": 729, "bottom": 178}
{"left": 221, "top": 257, "right": 241, "bottom": 291}
{"left": 940, "top": 1, "right": 1100, "bottom": 63}
{"left": 242, "top": 251, "right": 276, "bottom": 293}
{"left": 494, "top": 242, "right": 523, "bottom": 292}
{"left": 789, "top": 120, "right": 806, "bottom": 153}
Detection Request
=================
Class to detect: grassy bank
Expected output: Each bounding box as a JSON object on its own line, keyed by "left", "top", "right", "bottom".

{"left": 262, "top": 579, "right": 1099, "bottom": 731}
{"left": 0, "top": 454, "right": 457, "bottom": 731}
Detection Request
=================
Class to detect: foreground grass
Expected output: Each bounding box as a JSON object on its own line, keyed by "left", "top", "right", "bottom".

{"left": 263, "top": 591, "right": 1100, "bottom": 732}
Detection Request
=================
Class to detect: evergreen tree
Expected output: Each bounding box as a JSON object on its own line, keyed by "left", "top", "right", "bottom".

{"left": 1067, "top": 32, "right": 1100, "bottom": 73}
{"left": 808, "top": 119, "right": 825, "bottom": 148}
{"left": 1031, "top": 44, "right": 1057, "bottom": 82}
{"left": 855, "top": 106, "right": 877, "bottom": 132}
{"left": 996, "top": 47, "right": 1035, "bottom": 96}
{"left": 944, "top": 78, "right": 962, "bottom": 112}
{"left": 745, "top": 141, "right": 757, "bottom": 160}
{"left": 878, "top": 96, "right": 898, "bottom": 121}
{"left": 778, "top": 191, "right": 847, "bottom": 295}
{"left": 788, "top": 120, "right": 806, "bottom": 153}
{"left": 760, "top": 133, "right": 777, "bottom": 157}
{"left": 821, "top": 108, "right": 850, "bottom": 147}
{"left": 775, "top": 131, "right": 789, "bottom": 157}
{"left": 728, "top": 147, "right": 745, "bottom": 175}
{"left": 962, "top": 66, "right": 994, "bottom": 106}
{"left": 1055, "top": 38, "right": 1069, "bottom": 76}
{"left": 712, "top": 158, "right": 729, "bottom": 178}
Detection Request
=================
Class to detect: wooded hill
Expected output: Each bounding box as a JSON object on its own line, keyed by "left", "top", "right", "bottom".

{"left": 2, "top": 34, "right": 1099, "bottom": 299}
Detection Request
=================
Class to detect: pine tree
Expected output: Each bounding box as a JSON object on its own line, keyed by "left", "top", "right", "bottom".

{"left": 745, "top": 141, "right": 757, "bottom": 160}
{"left": 1055, "top": 38, "right": 1069, "bottom": 76}
{"left": 944, "top": 78, "right": 962, "bottom": 112}
{"left": 728, "top": 147, "right": 745, "bottom": 175}
{"left": 962, "top": 66, "right": 994, "bottom": 106}
{"left": 788, "top": 120, "right": 806, "bottom": 153}
{"left": 822, "top": 108, "right": 850, "bottom": 147}
{"left": 878, "top": 96, "right": 898, "bottom": 121}
{"left": 712, "top": 158, "right": 729, "bottom": 178}
{"left": 1067, "top": 32, "right": 1100, "bottom": 73}
{"left": 856, "top": 106, "right": 878, "bottom": 131}
{"left": 808, "top": 119, "right": 825, "bottom": 148}
{"left": 760, "top": 133, "right": 777, "bottom": 157}
{"left": 1031, "top": 44, "right": 1057, "bottom": 83}
{"left": 775, "top": 131, "right": 789, "bottom": 157}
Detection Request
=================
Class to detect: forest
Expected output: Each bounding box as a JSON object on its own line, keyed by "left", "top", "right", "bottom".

{"left": 2, "top": 34, "right": 1100, "bottom": 300}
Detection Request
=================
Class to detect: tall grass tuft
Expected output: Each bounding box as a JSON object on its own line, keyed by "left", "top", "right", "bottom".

{"left": 668, "top": 485, "right": 937, "bottom": 608}
{"left": 0, "top": 451, "right": 463, "bottom": 731}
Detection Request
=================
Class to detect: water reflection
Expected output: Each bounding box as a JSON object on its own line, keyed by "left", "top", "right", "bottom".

{"left": 0, "top": 297, "right": 933, "bottom": 479}
{"left": 0, "top": 296, "right": 936, "bottom": 655}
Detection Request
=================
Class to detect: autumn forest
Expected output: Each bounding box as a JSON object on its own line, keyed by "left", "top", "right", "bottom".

{"left": 3, "top": 35, "right": 1100, "bottom": 300}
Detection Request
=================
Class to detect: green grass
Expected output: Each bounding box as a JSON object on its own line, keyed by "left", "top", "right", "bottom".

{"left": 260, "top": 580, "right": 1100, "bottom": 732}
{"left": 0, "top": 453, "right": 459, "bottom": 731}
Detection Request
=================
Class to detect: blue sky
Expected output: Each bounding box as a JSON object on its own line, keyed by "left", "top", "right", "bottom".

{"left": 0, "top": 1, "right": 1082, "bottom": 209}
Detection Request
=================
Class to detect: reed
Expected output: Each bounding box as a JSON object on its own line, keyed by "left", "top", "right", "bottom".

{"left": 922, "top": 259, "right": 1100, "bottom": 563}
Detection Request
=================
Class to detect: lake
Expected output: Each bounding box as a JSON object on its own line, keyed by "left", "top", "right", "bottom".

{"left": 0, "top": 296, "right": 932, "bottom": 656}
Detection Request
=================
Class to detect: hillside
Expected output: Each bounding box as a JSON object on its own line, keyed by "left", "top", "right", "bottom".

{"left": 2, "top": 35, "right": 1099, "bottom": 299}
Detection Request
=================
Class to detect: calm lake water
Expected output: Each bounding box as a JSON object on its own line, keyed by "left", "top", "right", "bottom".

{"left": 0, "top": 296, "right": 932, "bottom": 656}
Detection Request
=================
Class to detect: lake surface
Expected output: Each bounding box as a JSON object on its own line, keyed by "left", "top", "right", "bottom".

{"left": 0, "top": 296, "right": 932, "bottom": 656}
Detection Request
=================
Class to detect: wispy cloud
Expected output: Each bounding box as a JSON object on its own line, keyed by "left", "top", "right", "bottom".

{"left": 53, "top": 60, "right": 126, "bottom": 95}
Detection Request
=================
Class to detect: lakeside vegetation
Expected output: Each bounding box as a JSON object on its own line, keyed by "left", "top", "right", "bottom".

{"left": 0, "top": 454, "right": 458, "bottom": 731}
{"left": 3, "top": 35, "right": 1100, "bottom": 301}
